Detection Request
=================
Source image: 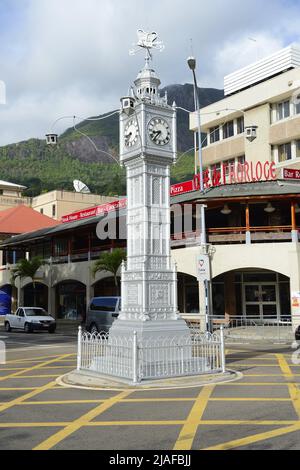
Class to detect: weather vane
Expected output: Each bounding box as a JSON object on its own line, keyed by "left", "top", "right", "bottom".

{"left": 129, "top": 29, "right": 165, "bottom": 60}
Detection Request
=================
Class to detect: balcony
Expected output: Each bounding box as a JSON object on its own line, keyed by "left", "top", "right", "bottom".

{"left": 171, "top": 225, "right": 297, "bottom": 248}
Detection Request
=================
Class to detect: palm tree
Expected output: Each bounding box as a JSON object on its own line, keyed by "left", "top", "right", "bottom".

{"left": 92, "top": 248, "right": 126, "bottom": 295}
{"left": 11, "top": 256, "right": 46, "bottom": 307}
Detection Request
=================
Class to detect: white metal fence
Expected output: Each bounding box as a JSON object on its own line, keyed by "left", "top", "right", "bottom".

{"left": 77, "top": 327, "right": 226, "bottom": 384}
{"left": 209, "top": 316, "right": 294, "bottom": 343}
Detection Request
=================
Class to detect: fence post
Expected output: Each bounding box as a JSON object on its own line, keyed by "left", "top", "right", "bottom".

{"left": 133, "top": 331, "right": 138, "bottom": 384}
{"left": 77, "top": 326, "right": 82, "bottom": 371}
{"left": 220, "top": 325, "right": 226, "bottom": 373}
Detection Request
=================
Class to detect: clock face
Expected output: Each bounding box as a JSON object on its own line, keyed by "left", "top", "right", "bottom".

{"left": 148, "top": 118, "right": 171, "bottom": 146}
{"left": 124, "top": 119, "right": 139, "bottom": 147}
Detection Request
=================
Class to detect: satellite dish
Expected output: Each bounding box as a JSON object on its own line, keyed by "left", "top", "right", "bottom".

{"left": 73, "top": 180, "right": 91, "bottom": 194}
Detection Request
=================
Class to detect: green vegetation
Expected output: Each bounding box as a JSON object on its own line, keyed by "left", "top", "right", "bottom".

{"left": 92, "top": 248, "right": 127, "bottom": 295}
{"left": 11, "top": 257, "right": 46, "bottom": 307}
{"left": 0, "top": 85, "right": 222, "bottom": 197}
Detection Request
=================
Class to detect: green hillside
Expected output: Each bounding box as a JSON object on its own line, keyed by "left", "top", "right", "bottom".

{"left": 0, "top": 84, "right": 224, "bottom": 197}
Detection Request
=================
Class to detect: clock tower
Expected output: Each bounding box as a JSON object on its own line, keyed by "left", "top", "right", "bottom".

{"left": 110, "top": 32, "right": 189, "bottom": 342}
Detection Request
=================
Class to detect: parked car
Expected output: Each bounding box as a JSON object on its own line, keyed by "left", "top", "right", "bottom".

{"left": 86, "top": 297, "right": 121, "bottom": 334}
{"left": 4, "top": 307, "right": 56, "bottom": 333}
{"left": 295, "top": 325, "right": 300, "bottom": 342}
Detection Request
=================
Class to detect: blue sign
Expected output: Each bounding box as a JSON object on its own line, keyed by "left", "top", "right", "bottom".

{"left": 0, "top": 285, "right": 12, "bottom": 315}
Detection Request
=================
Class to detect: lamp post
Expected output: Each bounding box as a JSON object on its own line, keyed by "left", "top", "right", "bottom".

{"left": 187, "top": 56, "right": 211, "bottom": 332}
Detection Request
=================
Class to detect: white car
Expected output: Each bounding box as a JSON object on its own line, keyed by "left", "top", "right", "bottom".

{"left": 4, "top": 307, "right": 56, "bottom": 333}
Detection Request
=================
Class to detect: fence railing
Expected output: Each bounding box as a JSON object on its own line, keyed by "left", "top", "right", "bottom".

{"left": 77, "top": 327, "right": 226, "bottom": 384}
{"left": 209, "top": 316, "right": 294, "bottom": 343}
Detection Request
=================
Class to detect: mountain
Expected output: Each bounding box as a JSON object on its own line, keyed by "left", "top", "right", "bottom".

{"left": 0, "top": 84, "right": 223, "bottom": 197}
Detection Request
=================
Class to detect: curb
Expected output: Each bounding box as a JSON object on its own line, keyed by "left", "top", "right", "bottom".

{"left": 56, "top": 369, "right": 242, "bottom": 391}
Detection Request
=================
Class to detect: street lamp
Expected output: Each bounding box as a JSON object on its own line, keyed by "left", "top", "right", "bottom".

{"left": 187, "top": 55, "right": 211, "bottom": 332}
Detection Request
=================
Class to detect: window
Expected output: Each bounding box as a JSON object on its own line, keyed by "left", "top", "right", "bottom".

{"left": 277, "top": 100, "right": 290, "bottom": 121}
{"left": 40, "top": 208, "right": 44, "bottom": 215}
{"left": 90, "top": 297, "right": 118, "bottom": 312}
{"left": 52, "top": 205, "right": 56, "bottom": 217}
{"left": 223, "top": 121, "right": 234, "bottom": 139}
{"left": 296, "top": 141, "right": 300, "bottom": 159}
{"left": 295, "top": 95, "right": 300, "bottom": 115}
{"left": 237, "top": 155, "right": 245, "bottom": 165}
{"left": 209, "top": 126, "right": 220, "bottom": 143}
{"left": 278, "top": 143, "right": 292, "bottom": 162}
{"left": 237, "top": 116, "right": 244, "bottom": 134}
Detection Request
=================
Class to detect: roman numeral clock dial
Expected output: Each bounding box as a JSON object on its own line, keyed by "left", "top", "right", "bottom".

{"left": 148, "top": 118, "right": 171, "bottom": 146}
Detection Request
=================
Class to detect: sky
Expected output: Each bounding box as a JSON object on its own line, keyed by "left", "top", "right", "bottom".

{"left": 0, "top": 0, "right": 299, "bottom": 145}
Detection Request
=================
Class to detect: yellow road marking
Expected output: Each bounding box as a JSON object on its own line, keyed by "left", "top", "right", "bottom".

{"left": 122, "top": 398, "right": 195, "bottom": 402}
{"left": 203, "top": 423, "right": 300, "bottom": 450}
{"left": 231, "top": 364, "right": 282, "bottom": 367}
{"left": 0, "top": 354, "right": 71, "bottom": 413}
{"left": 0, "top": 354, "right": 72, "bottom": 382}
{"left": 10, "top": 375, "right": 61, "bottom": 379}
{"left": 19, "top": 400, "right": 105, "bottom": 405}
{"left": 220, "top": 382, "right": 294, "bottom": 386}
{"left": 0, "top": 420, "right": 297, "bottom": 430}
{"left": 276, "top": 354, "right": 300, "bottom": 420}
{"left": 210, "top": 398, "right": 291, "bottom": 402}
{"left": 173, "top": 386, "right": 214, "bottom": 451}
{"left": 0, "top": 381, "right": 56, "bottom": 413}
{"left": 33, "top": 390, "right": 132, "bottom": 450}
{"left": 243, "top": 374, "right": 300, "bottom": 377}
{"left": 0, "top": 422, "right": 70, "bottom": 428}
{"left": 4, "top": 354, "right": 76, "bottom": 364}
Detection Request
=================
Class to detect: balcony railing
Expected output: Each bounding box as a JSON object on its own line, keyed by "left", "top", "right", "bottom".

{"left": 171, "top": 225, "right": 298, "bottom": 247}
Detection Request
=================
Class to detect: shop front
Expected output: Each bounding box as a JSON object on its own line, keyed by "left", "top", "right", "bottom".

{"left": 55, "top": 281, "right": 86, "bottom": 322}
{"left": 212, "top": 269, "right": 291, "bottom": 320}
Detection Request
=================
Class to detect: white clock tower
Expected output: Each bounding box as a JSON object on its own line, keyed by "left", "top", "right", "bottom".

{"left": 110, "top": 31, "right": 190, "bottom": 342}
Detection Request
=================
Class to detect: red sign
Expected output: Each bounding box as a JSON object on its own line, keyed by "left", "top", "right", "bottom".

{"left": 61, "top": 199, "right": 127, "bottom": 223}
{"left": 282, "top": 168, "right": 300, "bottom": 180}
{"left": 170, "top": 180, "right": 194, "bottom": 196}
{"left": 61, "top": 161, "right": 278, "bottom": 222}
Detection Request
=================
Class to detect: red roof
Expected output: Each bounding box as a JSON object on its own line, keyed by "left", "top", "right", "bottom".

{"left": 0, "top": 205, "right": 58, "bottom": 234}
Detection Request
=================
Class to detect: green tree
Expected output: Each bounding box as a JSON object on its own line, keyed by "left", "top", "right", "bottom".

{"left": 92, "top": 249, "right": 126, "bottom": 295}
{"left": 11, "top": 257, "right": 46, "bottom": 307}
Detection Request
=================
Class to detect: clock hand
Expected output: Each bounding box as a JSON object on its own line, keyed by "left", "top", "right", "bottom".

{"left": 153, "top": 130, "right": 161, "bottom": 140}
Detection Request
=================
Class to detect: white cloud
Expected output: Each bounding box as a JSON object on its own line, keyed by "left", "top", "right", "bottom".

{"left": 0, "top": 0, "right": 299, "bottom": 145}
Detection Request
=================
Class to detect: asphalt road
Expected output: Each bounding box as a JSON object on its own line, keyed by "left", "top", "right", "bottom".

{"left": 0, "top": 327, "right": 300, "bottom": 450}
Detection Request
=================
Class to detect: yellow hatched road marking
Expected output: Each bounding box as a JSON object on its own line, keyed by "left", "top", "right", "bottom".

{"left": 232, "top": 364, "right": 282, "bottom": 367}
{"left": 0, "top": 419, "right": 298, "bottom": 430}
{"left": 173, "top": 385, "right": 214, "bottom": 451}
{"left": 0, "top": 354, "right": 71, "bottom": 413}
{"left": 209, "top": 398, "right": 291, "bottom": 402}
{"left": 203, "top": 423, "right": 300, "bottom": 450}
{"left": 4, "top": 354, "right": 76, "bottom": 365}
{"left": 0, "top": 354, "right": 73, "bottom": 382}
{"left": 19, "top": 400, "right": 106, "bottom": 405}
{"left": 10, "top": 375, "right": 61, "bottom": 379}
{"left": 243, "top": 374, "right": 300, "bottom": 377}
{"left": 0, "top": 422, "right": 70, "bottom": 428}
{"left": 33, "top": 390, "right": 132, "bottom": 450}
{"left": 276, "top": 354, "right": 300, "bottom": 420}
{"left": 0, "top": 381, "right": 56, "bottom": 413}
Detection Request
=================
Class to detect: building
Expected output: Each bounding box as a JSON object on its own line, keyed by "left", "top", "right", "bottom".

{"left": 31, "top": 190, "right": 118, "bottom": 221}
{"left": 0, "top": 179, "right": 117, "bottom": 221}
{"left": 0, "top": 180, "right": 31, "bottom": 211}
{"left": 1, "top": 45, "right": 300, "bottom": 332}
{"left": 0, "top": 205, "right": 58, "bottom": 314}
